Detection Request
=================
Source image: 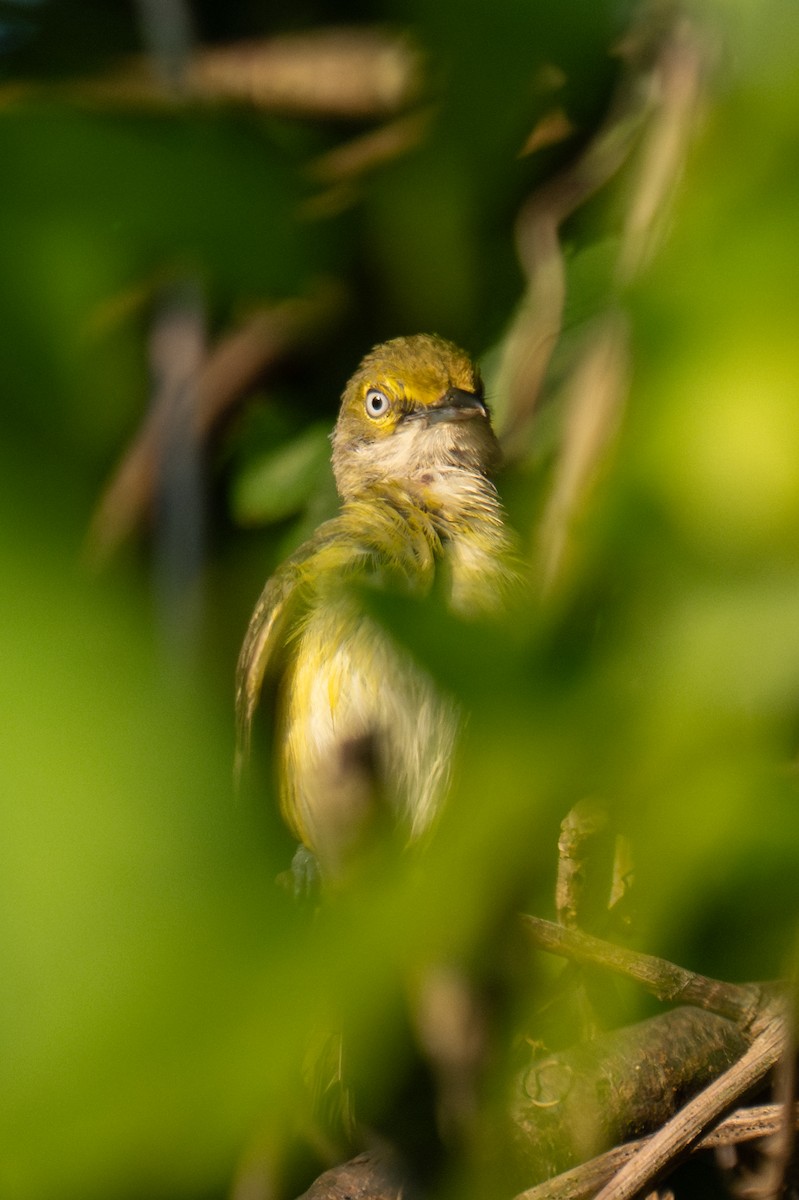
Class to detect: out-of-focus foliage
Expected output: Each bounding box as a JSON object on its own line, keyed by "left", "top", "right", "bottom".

{"left": 2, "top": 0, "right": 799, "bottom": 1198}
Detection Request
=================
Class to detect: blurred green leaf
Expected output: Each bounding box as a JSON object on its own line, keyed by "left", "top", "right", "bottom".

{"left": 4, "top": 1, "right": 799, "bottom": 1197}
{"left": 232, "top": 422, "right": 332, "bottom": 526}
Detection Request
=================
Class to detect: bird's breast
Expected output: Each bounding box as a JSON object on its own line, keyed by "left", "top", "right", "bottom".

{"left": 279, "top": 597, "right": 458, "bottom": 873}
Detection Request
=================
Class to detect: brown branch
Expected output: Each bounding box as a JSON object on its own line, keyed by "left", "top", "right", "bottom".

{"left": 514, "top": 1103, "right": 799, "bottom": 1200}
{"left": 497, "top": 12, "right": 708, "bottom": 472}
{"left": 617, "top": 16, "right": 708, "bottom": 282}
{"left": 5, "top": 29, "right": 422, "bottom": 120}
{"left": 495, "top": 60, "right": 654, "bottom": 458}
{"left": 293, "top": 1146, "right": 411, "bottom": 1200}
{"left": 591, "top": 1011, "right": 787, "bottom": 1200}
{"left": 85, "top": 279, "right": 344, "bottom": 566}
{"left": 521, "top": 914, "right": 765, "bottom": 1029}
{"left": 301, "top": 111, "right": 432, "bottom": 220}
{"left": 310, "top": 110, "right": 431, "bottom": 187}
{"left": 508, "top": 1006, "right": 749, "bottom": 1184}
{"left": 536, "top": 311, "right": 629, "bottom": 592}
{"left": 718, "top": 978, "right": 797, "bottom": 1200}
{"left": 185, "top": 30, "right": 422, "bottom": 118}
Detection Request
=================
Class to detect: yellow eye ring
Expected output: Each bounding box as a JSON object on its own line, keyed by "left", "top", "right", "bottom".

{"left": 365, "top": 389, "right": 390, "bottom": 418}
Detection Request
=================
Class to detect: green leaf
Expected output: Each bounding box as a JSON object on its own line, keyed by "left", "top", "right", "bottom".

{"left": 232, "top": 423, "right": 332, "bottom": 526}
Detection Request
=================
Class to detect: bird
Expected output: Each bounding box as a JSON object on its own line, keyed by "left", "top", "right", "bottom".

{"left": 235, "top": 333, "right": 519, "bottom": 881}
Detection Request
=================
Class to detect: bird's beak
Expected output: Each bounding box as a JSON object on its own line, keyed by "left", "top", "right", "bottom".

{"left": 403, "top": 388, "right": 488, "bottom": 426}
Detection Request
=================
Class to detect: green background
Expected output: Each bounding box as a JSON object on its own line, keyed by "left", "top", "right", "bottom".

{"left": 2, "top": 0, "right": 799, "bottom": 1196}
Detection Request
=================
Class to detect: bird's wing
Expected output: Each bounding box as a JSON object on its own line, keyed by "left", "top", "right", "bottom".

{"left": 234, "top": 540, "right": 317, "bottom": 785}
{"left": 234, "top": 499, "right": 440, "bottom": 785}
{"left": 233, "top": 515, "right": 374, "bottom": 784}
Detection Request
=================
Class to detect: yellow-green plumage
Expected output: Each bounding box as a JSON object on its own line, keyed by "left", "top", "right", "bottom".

{"left": 236, "top": 334, "right": 518, "bottom": 877}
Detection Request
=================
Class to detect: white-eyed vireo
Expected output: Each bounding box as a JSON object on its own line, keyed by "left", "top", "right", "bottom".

{"left": 236, "top": 334, "right": 518, "bottom": 878}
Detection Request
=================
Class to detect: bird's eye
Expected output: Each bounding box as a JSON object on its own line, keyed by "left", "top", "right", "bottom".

{"left": 365, "top": 389, "right": 390, "bottom": 418}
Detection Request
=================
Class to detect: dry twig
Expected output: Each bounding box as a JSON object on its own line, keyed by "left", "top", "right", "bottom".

{"left": 4, "top": 29, "right": 422, "bottom": 119}
{"left": 85, "top": 280, "right": 343, "bottom": 565}
{"left": 519, "top": 914, "right": 789, "bottom": 1200}
{"left": 514, "top": 1104, "right": 799, "bottom": 1200}
{"left": 521, "top": 915, "right": 765, "bottom": 1028}
{"left": 591, "top": 1012, "right": 787, "bottom": 1200}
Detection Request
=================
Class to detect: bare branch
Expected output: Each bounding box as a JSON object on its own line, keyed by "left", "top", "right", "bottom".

{"left": 514, "top": 1104, "right": 799, "bottom": 1200}
{"left": 85, "top": 280, "right": 344, "bottom": 566}
{"left": 521, "top": 914, "right": 765, "bottom": 1028}
{"left": 4, "top": 29, "right": 422, "bottom": 120}
{"left": 591, "top": 1012, "right": 786, "bottom": 1200}
{"left": 294, "top": 1146, "right": 412, "bottom": 1200}
{"left": 510, "top": 1006, "right": 749, "bottom": 1184}
{"left": 536, "top": 312, "right": 629, "bottom": 593}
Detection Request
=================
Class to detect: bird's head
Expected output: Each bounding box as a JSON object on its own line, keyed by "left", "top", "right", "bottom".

{"left": 331, "top": 334, "right": 502, "bottom": 501}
